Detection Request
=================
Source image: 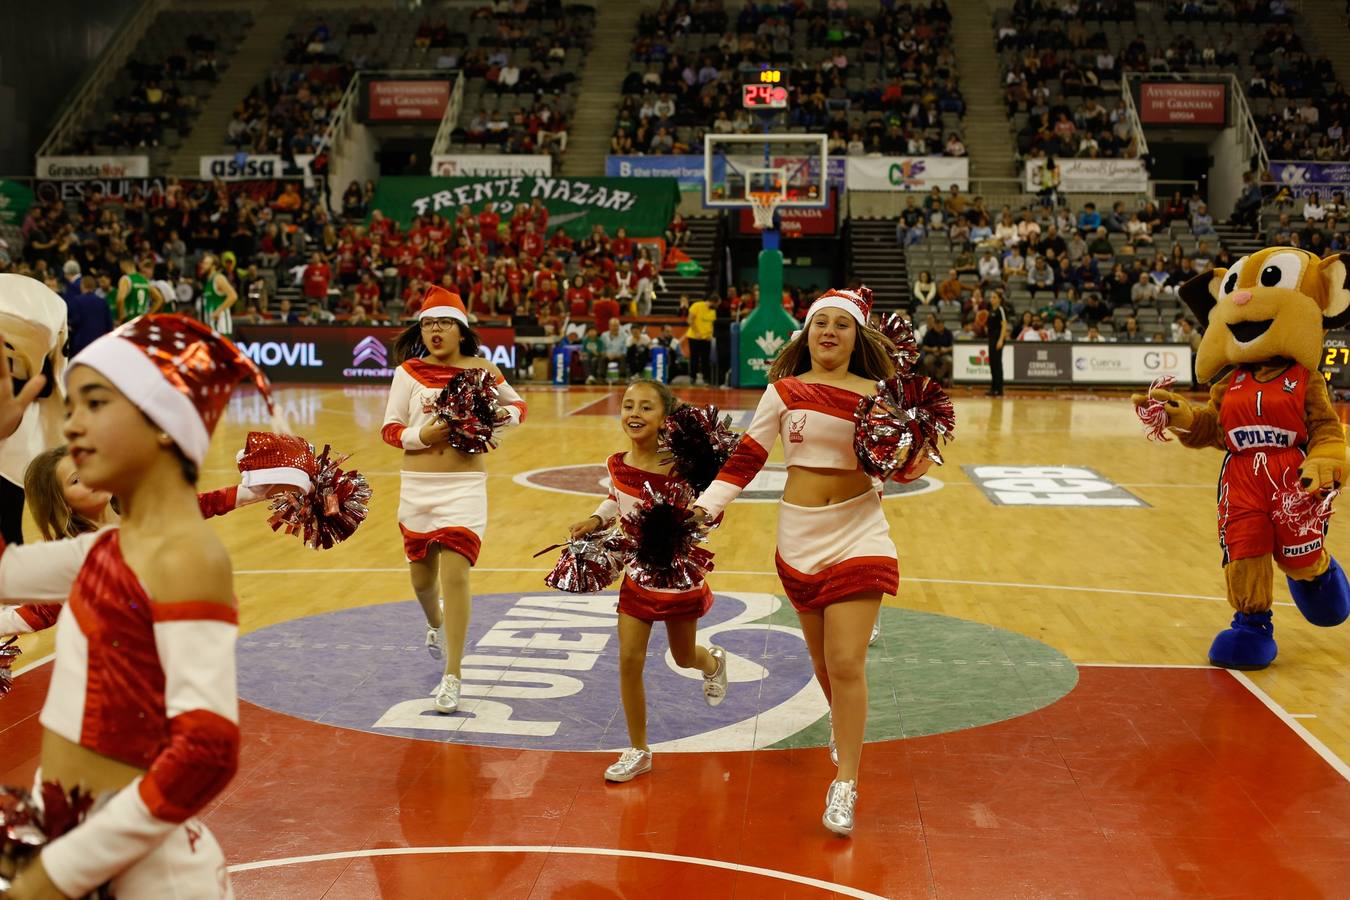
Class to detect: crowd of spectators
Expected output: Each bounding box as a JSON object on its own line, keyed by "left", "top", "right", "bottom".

{"left": 615, "top": 0, "right": 963, "bottom": 158}
{"left": 900, "top": 189, "right": 1219, "bottom": 366}
{"left": 227, "top": 3, "right": 588, "bottom": 166}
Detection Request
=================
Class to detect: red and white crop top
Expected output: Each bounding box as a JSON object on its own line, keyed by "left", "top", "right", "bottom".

{"left": 591, "top": 452, "right": 711, "bottom": 598}
{"left": 696, "top": 377, "right": 870, "bottom": 517}
{"left": 381, "top": 358, "right": 527, "bottom": 450}
{"left": 0, "top": 529, "right": 239, "bottom": 897}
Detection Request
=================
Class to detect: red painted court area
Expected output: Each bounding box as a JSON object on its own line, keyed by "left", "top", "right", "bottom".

{"left": 3, "top": 666, "right": 1348, "bottom": 898}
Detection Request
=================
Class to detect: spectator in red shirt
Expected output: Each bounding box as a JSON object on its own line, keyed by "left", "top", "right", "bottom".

{"left": 566, "top": 275, "right": 593, "bottom": 317}
{"left": 401, "top": 277, "right": 426, "bottom": 318}
{"left": 520, "top": 221, "right": 545, "bottom": 259}
{"left": 593, "top": 292, "right": 621, "bottom": 335}
{"left": 478, "top": 206, "right": 502, "bottom": 247}
{"left": 610, "top": 226, "right": 634, "bottom": 262}
{"left": 369, "top": 209, "right": 395, "bottom": 239}
{"left": 527, "top": 197, "right": 549, "bottom": 231}
{"left": 354, "top": 270, "right": 382, "bottom": 314}
{"left": 531, "top": 274, "right": 561, "bottom": 312}
{"left": 549, "top": 228, "right": 574, "bottom": 258}
{"left": 302, "top": 251, "right": 332, "bottom": 303}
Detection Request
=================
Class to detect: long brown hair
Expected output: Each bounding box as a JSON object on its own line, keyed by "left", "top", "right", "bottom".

{"left": 766, "top": 319, "right": 897, "bottom": 383}
{"left": 22, "top": 446, "right": 104, "bottom": 540}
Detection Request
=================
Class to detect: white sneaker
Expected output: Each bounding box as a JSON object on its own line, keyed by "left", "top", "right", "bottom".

{"left": 426, "top": 625, "right": 443, "bottom": 660}
{"left": 868, "top": 619, "right": 880, "bottom": 647}
{"left": 823, "top": 779, "right": 857, "bottom": 836}
{"left": 604, "top": 747, "right": 652, "bottom": 782}
{"left": 702, "top": 645, "right": 728, "bottom": 707}
{"left": 432, "top": 673, "right": 461, "bottom": 713}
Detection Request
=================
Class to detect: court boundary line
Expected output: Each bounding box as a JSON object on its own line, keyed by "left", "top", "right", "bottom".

{"left": 1228, "top": 671, "right": 1350, "bottom": 781}
{"left": 231, "top": 567, "right": 1295, "bottom": 608}
{"left": 225, "top": 844, "right": 890, "bottom": 898}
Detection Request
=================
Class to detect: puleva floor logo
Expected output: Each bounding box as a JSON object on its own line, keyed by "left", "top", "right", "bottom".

{"left": 514, "top": 463, "right": 943, "bottom": 502}
{"left": 236, "top": 593, "right": 1076, "bottom": 752}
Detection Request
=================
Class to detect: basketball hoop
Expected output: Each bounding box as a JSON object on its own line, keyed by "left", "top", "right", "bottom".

{"left": 748, "top": 191, "right": 782, "bottom": 230}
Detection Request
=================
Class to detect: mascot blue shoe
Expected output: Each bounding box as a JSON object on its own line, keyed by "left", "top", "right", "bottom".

{"left": 1287, "top": 556, "right": 1350, "bottom": 626}
{"left": 1208, "top": 611, "right": 1277, "bottom": 670}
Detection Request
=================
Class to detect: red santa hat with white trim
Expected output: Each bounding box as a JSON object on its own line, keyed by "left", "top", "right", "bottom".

{"left": 236, "top": 431, "right": 316, "bottom": 494}
{"left": 803, "top": 286, "right": 875, "bottom": 327}
{"left": 66, "top": 314, "right": 275, "bottom": 466}
{"left": 418, "top": 285, "right": 468, "bottom": 325}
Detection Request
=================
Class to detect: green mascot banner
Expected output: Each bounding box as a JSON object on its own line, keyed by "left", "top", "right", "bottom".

{"left": 370, "top": 176, "right": 680, "bottom": 239}
{"left": 0, "top": 180, "right": 33, "bottom": 226}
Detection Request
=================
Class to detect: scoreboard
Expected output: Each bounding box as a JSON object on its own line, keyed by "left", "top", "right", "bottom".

{"left": 743, "top": 68, "right": 789, "bottom": 109}
{"left": 1324, "top": 332, "right": 1350, "bottom": 388}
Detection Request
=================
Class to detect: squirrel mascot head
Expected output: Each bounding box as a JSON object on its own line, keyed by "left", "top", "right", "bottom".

{"left": 1179, "top": 248, "right": 1350, "bottom": 383}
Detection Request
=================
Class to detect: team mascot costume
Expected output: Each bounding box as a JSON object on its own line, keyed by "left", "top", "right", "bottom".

{"left": 1133, "top": 247, "right": 1350, "bottom": 669}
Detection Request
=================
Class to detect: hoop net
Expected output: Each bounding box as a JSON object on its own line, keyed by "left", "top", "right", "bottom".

{"left": 748, "top": 191, "right": 782, "bottom": 230}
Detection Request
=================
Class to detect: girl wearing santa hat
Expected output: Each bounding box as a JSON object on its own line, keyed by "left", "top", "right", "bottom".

{"left": 0, "top": 436, "right": 316, "bottom": 639}
{"left": 692, "top": 287, "right": 930, "bottom": 838}
{"left": 567, "top": 380, "right": 728, "bottom": 784}
{"left": 0, "top": 312, "right": 274, "bottom": 898}
{"left": 382, "top": 286, "right": 526, "bottom": 714}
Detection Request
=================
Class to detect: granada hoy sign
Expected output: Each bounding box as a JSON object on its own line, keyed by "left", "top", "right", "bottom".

{"left": 370, "top": 175, "right": 679, "bottom": 238}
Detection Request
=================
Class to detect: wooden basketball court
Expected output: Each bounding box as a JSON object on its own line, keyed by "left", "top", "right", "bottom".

{"left": 5, "top": 383, "right": 1350, "bottom": 898}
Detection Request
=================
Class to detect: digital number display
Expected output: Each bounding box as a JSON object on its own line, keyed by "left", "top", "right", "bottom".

{"left": 758, "top": 68, "right": 784, "bottom": 83}
{"left": 1323, "top": 336, "right": 1350, "bottom": 388}
{"left": 742, "top": 83, "right": 789, "bottom": 109}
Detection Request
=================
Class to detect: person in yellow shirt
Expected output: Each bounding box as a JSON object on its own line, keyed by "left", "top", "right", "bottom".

{"left": 686, "top": 296, "right": 717, "bottom": 385}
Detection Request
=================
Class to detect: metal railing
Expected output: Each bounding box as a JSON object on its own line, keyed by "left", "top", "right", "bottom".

{"left": 34, "top": 0, "right": 168, "bottom": 162}
{"left": 316, "top": 73, "right": 360, "bottom": 156}
{"left": 1119, "top": 74, "right": 1149, "bottom": 158}
{"left": 430, "top": 72, "right": 465, "bottom": 158}
{"left": 1121, "top": 71, "right": 1269, "bottom": 175}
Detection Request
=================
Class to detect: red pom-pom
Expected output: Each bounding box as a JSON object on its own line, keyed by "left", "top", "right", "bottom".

{"left": 434, "top": 368, "right": 503, "bottom": 454}
{"left": 657, "top": 403, "right": 742, "bottom": 494}
{"left": 1136, "top": 375, "right": 1176, "bottom": 442}
{"left": 876, "top": 312, "right": 921, "bottom": 373}
{"left": 853, "top": 375, "right": 956, "bottom": 480}
{"left": 614, "top": 480, "right": 715, "bottom": 591}
{"left": 268, "top": 445, "right": 372, "bottom": 550}
{"left": 0, "top": 781, "right": 98, "bottom": 894}
{"left": 0, "top": 637, "right": 18, "bottom": 699}
{"left": 542, "top": 524, "right": 628, "bottom": 593}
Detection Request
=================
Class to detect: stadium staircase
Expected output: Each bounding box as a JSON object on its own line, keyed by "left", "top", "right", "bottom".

{"left": 560, "top": 1, "right": 643, "bottom": 177}
{"left": 168, "top": 2, "right": 295, "bottom": 177}
{"left": 1297, "top": 2, "right": 1350, "bottom": 87}
{"left": 848, "top": 220, "right": 908, "bottom": 313}
{"left": 949, "top": 0, "right": 1018, "bottom": 186}
{"left": 1214, "top": 221, "right": 1264, "bottom": 258}
{"left": 652, "top": 217, "right": 719, "bottom": 314}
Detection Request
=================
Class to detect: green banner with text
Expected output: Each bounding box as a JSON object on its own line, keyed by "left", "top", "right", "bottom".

{"left": 0, "top": 180, "right": 33, "bottom": 226}
{"left": 370, "top": 176, "right": 680, "bottom": 238}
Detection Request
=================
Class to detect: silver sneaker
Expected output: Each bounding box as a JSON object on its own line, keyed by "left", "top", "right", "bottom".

{"left": 868, "top": 619, "right": 880, "bottom": 646}
{"left": 823, "top": 780, "right": 857, "bottom": 836}
{"left": 604, "top": 747, "right": 652, "bottom": 783}
{"left": 828, "top": 712, "right": 838, "bottom": 766}
{"left": 426, "top": 625, "right": 444, "bottom": 660}
{"left": 702, "top": 645, "right": 728, "bottom": 707}
{"left": 432, "top": 673, "right": 461, "bottom": 713}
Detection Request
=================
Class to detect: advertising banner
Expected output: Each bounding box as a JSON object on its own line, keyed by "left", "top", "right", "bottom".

{"left": 736, "top": 190, "right": 837, "bottom": 236}
{"left": 232, "top": 325, "right": 516, "bottom": 384}
{"left": 1270, "top": 161, "right": 1350, "bottom": 200}
{"left": 1023, "top": 158, "right": 1149, "bottom": 193}
{"left": 1137, "top": 81, "right": 1227, "bottom": 126}
{"left": 953, "top": 342, "right": 1191, "bottom": 385}
{"left": 370, "top": 176, "right": 680, "bottom": 238}
{"left": 432, "top": 155, "right": 551, "bottom": 177}
{"left": 605, "top": 155, "right": 707, "bottom": 189}
{"left": 199, "top": 155, "right": 286, "bottom": 181}
{"left": 1012, "top": 343, "right": 1073, "bottom": 382}
{"left": 367, "top": 79, "right": 451, "bottom": 121}
{"left": 35, "top": 155, "right": 149, "bottom": 179}
{"left": 845, "top": 156, "right": 970, "bottom": 191}
{"left": 0, "top": 180, "right": 34, "bottom": 226}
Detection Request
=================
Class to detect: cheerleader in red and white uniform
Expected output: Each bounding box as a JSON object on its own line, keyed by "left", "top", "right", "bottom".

{"left": 568, "top": 380, "right": 728, "bottom": 783}
{"left": 692, "top": 288, "right": 929, "bottom": 837}
{"left": 381, "top": 286, "right": 526, "bottom": 714}
{"left": 0, "top": 440, "right": 312, "bottom": 639}
{"left": 0, "top": 313, "right": 273, "bottom": 899}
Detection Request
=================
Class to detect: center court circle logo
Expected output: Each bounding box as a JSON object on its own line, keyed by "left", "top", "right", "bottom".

{"left": 237, "top": 591, "right": 824, "bottom": 751}
{"left": 514, "top": 463, "right": 943, "bottom": 502}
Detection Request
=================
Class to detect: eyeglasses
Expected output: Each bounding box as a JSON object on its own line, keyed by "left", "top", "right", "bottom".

{"left": 420, "top": 318, "right": 457, "bottom": 331}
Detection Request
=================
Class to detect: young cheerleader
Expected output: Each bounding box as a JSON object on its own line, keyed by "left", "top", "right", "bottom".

{"left": 381, "top": 286, "right": 526, "bottom": 714}
{"left": 0, "top": 313, "right": 271, "bottom": 898}
{"left": 0, "top": 443, "right": 303, "bottom": 638}
{"left": 693, "top": 287, "right": 931, "bottom": 837}
{"left": 568, "top": 380, "right": 728, "bottom": 782}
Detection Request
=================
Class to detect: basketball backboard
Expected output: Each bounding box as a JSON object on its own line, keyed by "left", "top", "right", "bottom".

{"left": 703, "top": 133, "right": 830, "bottom": 210}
